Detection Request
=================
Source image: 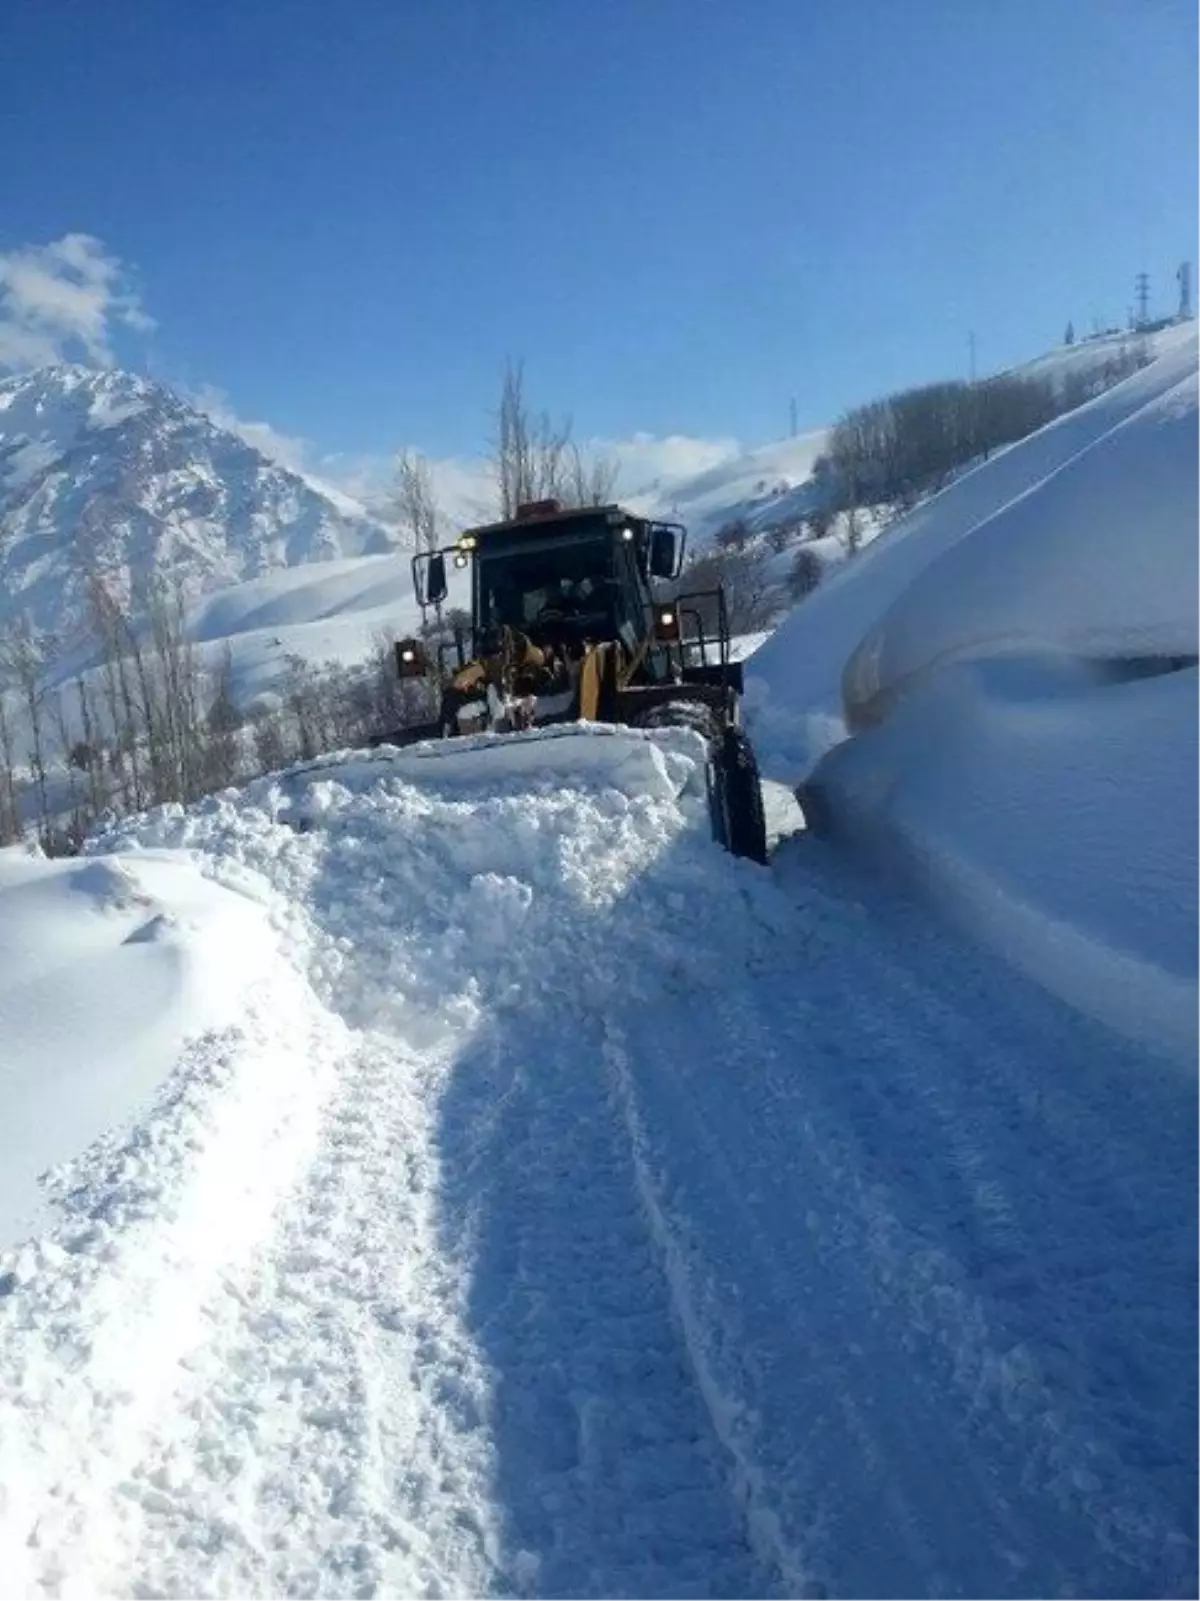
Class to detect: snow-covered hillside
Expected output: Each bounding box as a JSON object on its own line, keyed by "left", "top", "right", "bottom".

{"left": 630, "top": 429, "right": 829, "bottom": 542}
{"left": 184, "top": 554, "right": 416, "bottom": 705}
{"left": 629, "top": 326, "right": 1179, "bottom": 546}
{"left": 0, "top": 366, "right": 396, "bottom": 644}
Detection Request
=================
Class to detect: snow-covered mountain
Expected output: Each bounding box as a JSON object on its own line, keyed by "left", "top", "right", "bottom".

{"left": 0, "top": 365, "right": 397, "bottom": 647}
{"left": 630, "top": 429, "right": 829, "bottom": 543}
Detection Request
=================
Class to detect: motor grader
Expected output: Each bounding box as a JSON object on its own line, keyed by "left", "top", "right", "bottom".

{"left": 372, "top": 499, "right": 767, "bottom": 863}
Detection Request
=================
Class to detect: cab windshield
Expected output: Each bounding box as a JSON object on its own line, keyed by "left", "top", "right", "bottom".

{"left": 477, "top": 536, "right": 616, "bottom": 636}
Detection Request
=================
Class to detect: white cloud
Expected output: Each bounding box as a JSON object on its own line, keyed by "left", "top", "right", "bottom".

{"left": 189, "top": 385, "right": 314, "bottom": 477}
{"left": 0, "top": 234, "right": 154, "bottom": 371}
{"left": 595, "top": 433, "right": 742, "bottom": 498}
{"left": 187, "top": 390, "right": 745, "bottom": 529}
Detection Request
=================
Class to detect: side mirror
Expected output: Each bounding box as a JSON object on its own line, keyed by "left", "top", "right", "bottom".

{"left": 394, "top": 638, "right": 427, "bottom": 679}
{"left": 649, "top": 526, "right": 679, "bottom": 579}
{"left": 425, "top": 552, "right": 448, "bottom": 605}
{"left": 414, "top": 550, "right": 448, "bottom": 607}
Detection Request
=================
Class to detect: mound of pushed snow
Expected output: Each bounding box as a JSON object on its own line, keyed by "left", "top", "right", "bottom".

{"left": 842, "top": 354, "right": 1198, "bottom": 721}
{"left": 0, "top": 847, "right": 283, "bottom": 1245}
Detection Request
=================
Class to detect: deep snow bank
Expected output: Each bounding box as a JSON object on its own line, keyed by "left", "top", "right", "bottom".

{"left": 0, "top": 847, "right": 281, "bottom": 1245}
{"left": 750, "top": 329, "right": 1198, "bottom": 1058}
{"left": 842, "top": 356, "right": 1199, "bottom": 722}
{"left": 808, "top": 657, "right": 1198, "bottom": 1058}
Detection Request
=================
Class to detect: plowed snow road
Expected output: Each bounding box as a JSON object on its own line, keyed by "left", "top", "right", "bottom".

{"left": 0, "top": 733, "right": 1193, "bottom": 1598}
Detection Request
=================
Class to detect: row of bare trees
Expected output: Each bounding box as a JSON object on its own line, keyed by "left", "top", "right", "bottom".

{"left": 815, "top": 343, "right": 1152, "bottom": 523}
{"left": 0, "top": 575, "right": 437, "bottom": 854}
{"left": 389, "top": 360, "right": 622, "bottom": 552}
{"left": 495, "top": 360, "right": 620, "bottom": 516}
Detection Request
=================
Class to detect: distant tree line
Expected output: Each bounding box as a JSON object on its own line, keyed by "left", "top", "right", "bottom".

{"left": 813, "top": 343, "right": 1151, "bottom": 525}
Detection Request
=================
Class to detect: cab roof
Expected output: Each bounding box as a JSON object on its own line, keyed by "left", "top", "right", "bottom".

{"left": 462, "top": 501, "right": 632, "bottom": 543}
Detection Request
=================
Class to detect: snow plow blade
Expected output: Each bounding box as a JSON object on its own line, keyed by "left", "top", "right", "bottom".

{"left": 370, "top": 500, "right": 769, "bottom": 862}
{"left": 362, "top": 722, "right": 766, "bottom": 863}
{"left": 368, "top": 720, "right": 444, "bottom": 749}
{"left": 363, "top": 722, "right": 701, "bottom": 800}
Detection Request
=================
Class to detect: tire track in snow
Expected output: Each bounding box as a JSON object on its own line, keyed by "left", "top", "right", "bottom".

{"left": 601, "top": 1019, "right": 822, "bottom": 1598}
{"left": 601, "top": 841, "right": 1196, "bottom": 1599}
{"left": 432, "top": 1003, "right": 778, "bottom": 1599}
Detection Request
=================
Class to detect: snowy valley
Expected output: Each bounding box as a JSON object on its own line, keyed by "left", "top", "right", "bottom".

{"left": 0, "top": 325, "right": 1195, "bottom": 1599}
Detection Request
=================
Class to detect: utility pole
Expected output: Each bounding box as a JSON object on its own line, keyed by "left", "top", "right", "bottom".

{"left": 789, "top": 396, "right": 798, "bottom": 438}
{"left": 1134, "top": 272, "right": 1150, "bottom": 329}
{"left": 1177, "top": 261, "right": 1193, "bottom": 321}
{"left": 968, "top": 330, "right": 977, "bottom": 383}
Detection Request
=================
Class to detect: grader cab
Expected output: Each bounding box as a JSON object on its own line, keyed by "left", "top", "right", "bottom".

{"left": 374, "top": 500, "right": 767, "bottom": 862}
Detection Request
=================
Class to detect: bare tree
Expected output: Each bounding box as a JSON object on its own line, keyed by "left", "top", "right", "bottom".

{"left": 669, "top": 545, "right": 778, "bottom": 636}
{"left": 565, "top": 440, "right": 619, "bottom": 508}
{"left": 392, "top": 450, "right": 441, "bottom": 553}
{"left": 87, "top": 575, "right": 145, "bottom": 810}
{"left": 715, "top": 518, "right": 752, "bottom": 552}
{"left": 73, "top": 676, "right": 106, "bottom": 820}
{"left": 789, "top": 546, "right": 824, "bottom": 601}
{"left": 0, "top": 619, "right": 51, "bottom": 847}
{"left": 251, "top": 707, "right": 290, "bottom": 776}
{"left": 495, "top": 360, "right": 618, "bottom": 515}
{"left": 202, "top": 643, "right": 242, "bottom": 791}
{"left": 0, "top": 688, "right": 20, "bottom": 845}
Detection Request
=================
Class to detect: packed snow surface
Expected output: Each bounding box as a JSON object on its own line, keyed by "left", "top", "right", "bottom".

{"left": 0, "top": 728, "right": 1193, "bottom": 1599}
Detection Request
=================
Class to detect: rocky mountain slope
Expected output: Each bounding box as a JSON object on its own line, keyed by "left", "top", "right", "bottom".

{"left": 0, "top": 365, "right": 396, "bottom": 647}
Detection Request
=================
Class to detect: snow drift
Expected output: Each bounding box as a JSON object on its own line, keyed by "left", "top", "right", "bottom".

{"left": 0, "top": 847, "right": 284, "bottom": 1246}
{"left": 748, "top": 323, "right": 1199, "bottom": 775}
{"left": 750, "top": 326, "right": 1198, "bottom": 1059}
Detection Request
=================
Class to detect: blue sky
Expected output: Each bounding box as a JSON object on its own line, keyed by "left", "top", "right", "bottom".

{"left": 1, "top": 0, "right": 1195, "bottom": 476}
